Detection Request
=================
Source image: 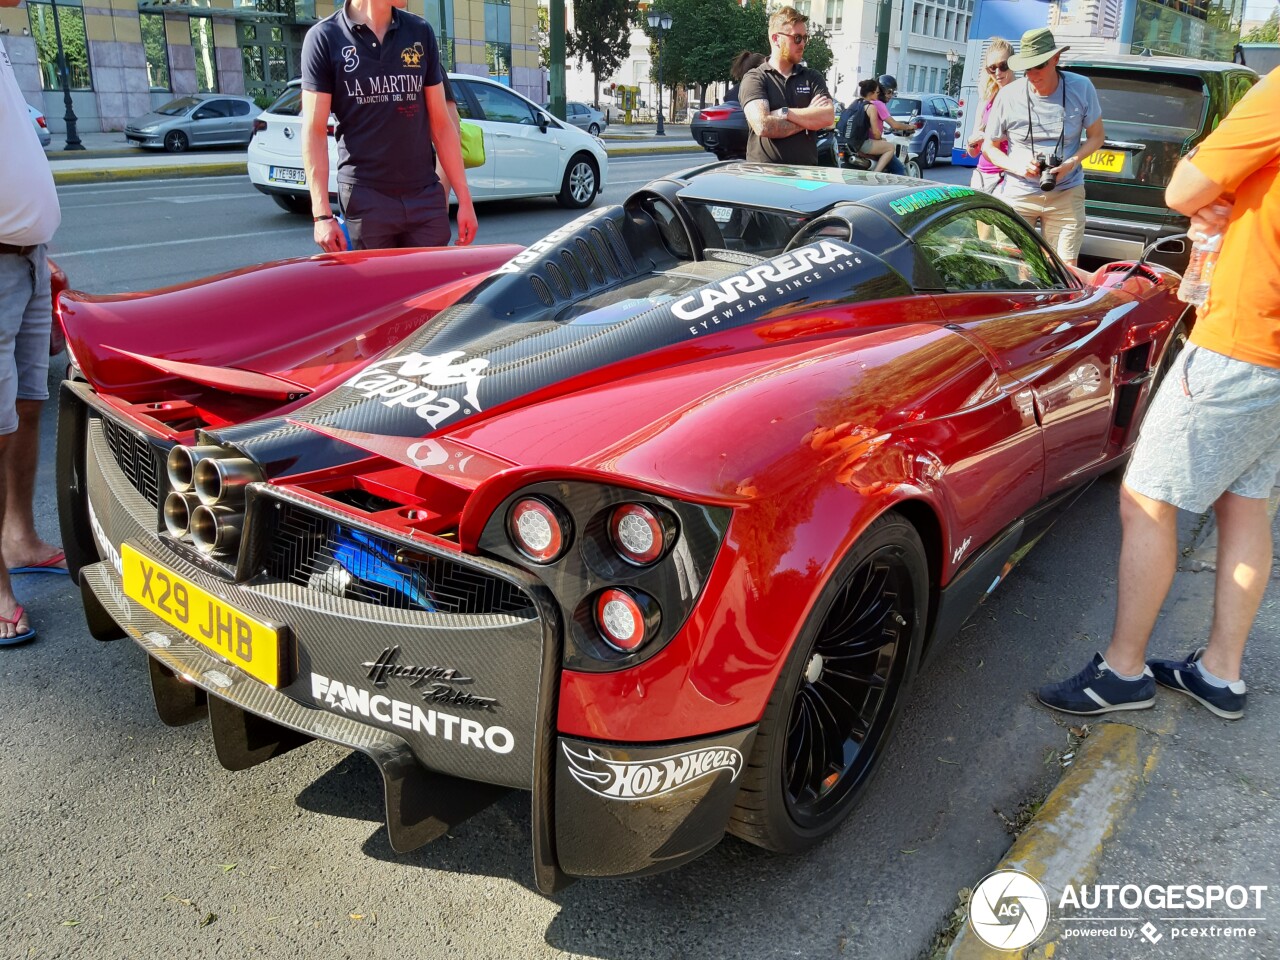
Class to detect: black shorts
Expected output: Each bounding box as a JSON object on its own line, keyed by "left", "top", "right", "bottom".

{"left": 338, "top": 181, "right": 451, "bottom": 250}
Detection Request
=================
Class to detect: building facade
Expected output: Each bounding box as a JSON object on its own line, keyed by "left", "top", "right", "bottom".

{"left": 1, "top": 0, "right": 543, "bottom": 133}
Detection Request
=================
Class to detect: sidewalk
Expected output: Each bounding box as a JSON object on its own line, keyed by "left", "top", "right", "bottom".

{"left": 41, "top": 123, "right": 703, "bottom": 185}
{"left": 949, "top": 489, "right": 1280, "bottom": 959}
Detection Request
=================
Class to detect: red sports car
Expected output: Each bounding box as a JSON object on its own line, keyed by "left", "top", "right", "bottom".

{"left": 56, "top": 163, "right": 1188, "bottom": 891}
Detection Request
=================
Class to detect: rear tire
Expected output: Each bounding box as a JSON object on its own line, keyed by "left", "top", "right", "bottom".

{"left": 905, "top": 158, "right": 923, "bottom": 179}
{"left": 922, "top": 137, "right": 939, "bottom": 168}
{"left": 164, "top": 130, "right": 189, "bottom": 154}
{"left": 728, "top": 511, "right": 928, "bottom": 853}
{"left": 588, "top": 122, "right": 601, "bottom": 136}
{"left": 556, "top": 154, "right": 599, "bottom": 208}
{"left": 271, "top": 193, "right": 311, "bottom": 215}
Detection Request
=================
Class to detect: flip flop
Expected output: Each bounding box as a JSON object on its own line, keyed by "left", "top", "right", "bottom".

{"left": 8, "top": 550, "right": 69, "bottom": 576}
{"left": 0, "top": 603, "right": 36, "bottom": 646}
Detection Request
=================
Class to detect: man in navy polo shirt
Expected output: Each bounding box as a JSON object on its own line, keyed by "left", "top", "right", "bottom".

{"left": 301, "top": 0, "right": 476, "bottom": 251}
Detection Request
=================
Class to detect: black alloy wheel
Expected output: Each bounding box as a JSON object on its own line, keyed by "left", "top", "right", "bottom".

{"left": 164, "top": 130, "right": 189, "bottom": 154}
{"left": 729, "top": 511, "right": 928, "bottom": 852}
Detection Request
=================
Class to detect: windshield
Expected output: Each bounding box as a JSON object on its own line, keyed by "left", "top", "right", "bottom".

{"left": 887, "top": 98, "right": 922, "bottom": 116}
{"left": 1076, "top": 69, "right": 1205, "bottom": 135}
{"left": 157, "top": 97, "right": 201, "bottom": 116}
{"left": 682, "top": 200, "right": 807, "bottom": 259}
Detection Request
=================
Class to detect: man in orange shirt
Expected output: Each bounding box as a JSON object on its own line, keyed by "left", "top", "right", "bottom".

{"left": 1040, "top": 70, "right": 1280, "bottom": 720}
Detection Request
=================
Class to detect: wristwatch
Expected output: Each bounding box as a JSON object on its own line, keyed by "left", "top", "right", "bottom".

{"left": 780, "top": 107, "right": 790, "bottom": 120}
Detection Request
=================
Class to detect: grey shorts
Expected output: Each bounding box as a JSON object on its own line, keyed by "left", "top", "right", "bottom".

{"left": 0, "top": 247, "right": 52, "bottom": 436}
{"left": 1125, "top": 344, "right": 1280, "bottom": 512}
{"left": 338, "top": 181, "right": 450, "bottom": 250}
{"left": 969, "top": 168, "right": 1004, "bottom": 193}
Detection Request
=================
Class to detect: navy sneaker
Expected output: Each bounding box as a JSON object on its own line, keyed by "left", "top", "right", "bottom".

{"left": 1038, "top": 653, "right": 1156, "bottom": 715}
{"left": 1148, "top": 647, "right": 1246, "bottom": 720}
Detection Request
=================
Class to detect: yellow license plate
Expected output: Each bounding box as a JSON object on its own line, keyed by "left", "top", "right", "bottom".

{"left": 1082, "top": 149, "right": 1125, "bottom": 173}
{"left": 122, "top": 544, "right": 284, "bottom": 687}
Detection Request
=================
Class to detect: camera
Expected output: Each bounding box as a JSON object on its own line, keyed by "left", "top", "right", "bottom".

{"left": 1036, "top": 152, "right": 1063, "bottom": 192}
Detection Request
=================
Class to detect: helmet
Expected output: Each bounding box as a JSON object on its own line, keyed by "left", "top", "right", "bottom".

{"left": 878, "top": 74, "right": 898, "bottom": 92}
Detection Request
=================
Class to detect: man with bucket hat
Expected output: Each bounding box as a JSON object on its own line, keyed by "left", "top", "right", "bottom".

{"left": 981, "top": 27, "right": 1105, "bottom": 266}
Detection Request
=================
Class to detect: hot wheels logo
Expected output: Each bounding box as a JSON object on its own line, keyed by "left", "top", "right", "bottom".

{"left": 562, "top": 743, "right": 743, "bottom": 801}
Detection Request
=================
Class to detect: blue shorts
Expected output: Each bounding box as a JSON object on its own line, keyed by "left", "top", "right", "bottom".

{"left": 0, "top": 247, "right": 52, "bottom": 436}
{"left": 1126, "top": 344, "right": 1280, "bottom": 512}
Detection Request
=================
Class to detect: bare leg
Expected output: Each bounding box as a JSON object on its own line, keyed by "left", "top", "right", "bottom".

{"left": 1102, "top": 484, "right": 1180, "bottom": 676}
{"left": 1200, "top": 492, "right": 1273, "bottom": 681}
{"left": 0, "top": 430, "right": 30, "bottom": 641}
{"left": 1, "top": 398, "right": 63, "bottom": 571}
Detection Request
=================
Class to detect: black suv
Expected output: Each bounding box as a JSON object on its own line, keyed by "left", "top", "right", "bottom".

{"left": 1064, "top": 55, "right": 1257, "bottom": 271}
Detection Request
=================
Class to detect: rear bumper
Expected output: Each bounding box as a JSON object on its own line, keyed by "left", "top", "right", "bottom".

{"left": 58, "top": 381, "right": 752, "bottom": 886}
{"left": 1080, "top": 212, "right": 1188, "bottom": 267}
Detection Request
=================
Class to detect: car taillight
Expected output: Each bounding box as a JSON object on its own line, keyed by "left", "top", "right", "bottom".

{"left": 251, "top": 118, "right": 267, "bottom": 135}
{"left": 36, "top": 115, "right": 48, "bottom": 130}
{"left": 610, "top": 503, "right": 666, "bottom": 566}
{"left": 508, "top": 497, "right": 569, "bottom": 563}
{"left": 595, "top": 588, "right": 647, "bottom": 652}
{"left": 700, "top": 108, "right": 732, "bottom": 122}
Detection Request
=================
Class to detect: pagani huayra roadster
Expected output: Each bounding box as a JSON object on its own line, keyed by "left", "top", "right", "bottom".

{"left": 57, "top": 163, "right": 1189, "bottom": 890}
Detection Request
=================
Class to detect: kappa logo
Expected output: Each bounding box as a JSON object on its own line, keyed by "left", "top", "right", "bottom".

{"left": 344, "top": 350, "right": 489, "bottom": 427}
{"left": 341, "top": 45, "right": 360, "bottom": 73}
{"left": 562, "top": 743, "right": 743, "bottom": 801}
{"left": 671, "top": 239, "right": 858, "bottom": 322}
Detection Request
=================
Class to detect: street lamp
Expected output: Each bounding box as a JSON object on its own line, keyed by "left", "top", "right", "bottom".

{"left": 945, "top": 49, "right": 958, "bottom": 97}
{"left": 47, "top": 0, "right": 84, "bottom": 150}
{"left": 646, "top": 9, "right": 673, "bottom": 137}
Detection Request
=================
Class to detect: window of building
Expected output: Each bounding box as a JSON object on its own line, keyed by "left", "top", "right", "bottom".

{"left": 140, "top": 12, "right": 170, "bottom": 91}
{"left": 27, "top": 1, "right": 92, "bottom": 91}
{"left": 793, "top": 0, "right": 811, "bottom": 15}
{"left": 923, "top": 7, "right": 932, "bottom": 35}
{"left": 908, "top": 65, "right": 918, "bottom": 90}
{"left": 913, "top": 3, "right": 922, "bottom": 32}
{"left": 484, "top": 0, "right": 512, "bottom": 84}
{"left": 190, "top": 16, "right": 219, "bottom": 92}
{"left": 826, "top": 0, "right": 844, "bottom": 31}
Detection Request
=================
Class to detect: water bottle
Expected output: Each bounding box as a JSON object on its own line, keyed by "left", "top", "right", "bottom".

{"left": 335, "top": 213, "right": 352, "bottom": 250}
{"left": 1177, "top": 233, "right": 1222, "bottom": 306}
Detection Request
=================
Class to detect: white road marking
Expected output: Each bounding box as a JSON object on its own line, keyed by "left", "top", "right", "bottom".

{"left": 52, "top": 228, "right": 301, "bottom": 258}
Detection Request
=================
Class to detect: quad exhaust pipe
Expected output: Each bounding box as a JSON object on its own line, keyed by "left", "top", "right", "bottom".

{"left": 165, "top": 445, "right": 260, "bottom": 557}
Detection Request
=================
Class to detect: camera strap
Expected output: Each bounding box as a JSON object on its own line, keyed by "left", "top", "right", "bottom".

{"left": 1023, "top": 70, "right": 1068, "bottom": 163}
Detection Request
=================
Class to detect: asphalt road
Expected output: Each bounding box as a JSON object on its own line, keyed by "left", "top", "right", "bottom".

{"left": 0, "top": 155, "right": 1119, "bottom": 960}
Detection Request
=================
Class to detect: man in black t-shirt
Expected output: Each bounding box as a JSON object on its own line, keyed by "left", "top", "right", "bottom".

{"left": 739, "top": 6, "right": 834, "bottom": 166}
{"left": 301, "top": 0, "right": 475, "bottom": 251}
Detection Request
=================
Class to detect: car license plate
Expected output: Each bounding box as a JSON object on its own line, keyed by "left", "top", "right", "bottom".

{"left": 121, "top": 543, "right": 284, "bottom": 687}
{"left": 269, "top": 166, "right": 306, "bottom": 184}
{"left": 1082, "top": 149, "right": 1125, "bottom": 174}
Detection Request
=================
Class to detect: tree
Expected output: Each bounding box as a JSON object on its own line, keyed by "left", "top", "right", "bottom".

{"left": 1244, "top": 6, "right": 1280, "bottom": 42}
{"left": 537, "top": 5, "right": 551, "bottom": 69}
{"left": 568, "top": 0, "right": 635, "bottom": 106}
{"left": 644, "top": 0, "right": 761, "bottom": 110}
{"left": 803, "top": 23, "right": 834, "bottom": 77}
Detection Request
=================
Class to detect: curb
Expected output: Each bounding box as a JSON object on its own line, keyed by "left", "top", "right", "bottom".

{"left": 947, "top": 723, "right": 1155, "bottom": 960}
{"left": 53, "top": 162, "right": 248, "bottom": 185}
{"left": 52, "top": 146, "right": 702, "bottom": 185}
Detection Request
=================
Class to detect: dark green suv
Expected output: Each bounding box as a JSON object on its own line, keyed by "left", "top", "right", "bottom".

{"left": 1064, "top": 55, "right": 1257, "bottom": 271}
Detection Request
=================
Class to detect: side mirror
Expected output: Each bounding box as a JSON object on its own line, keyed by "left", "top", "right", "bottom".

{"left": 538, "top": 112, "right": 550, "bottom": 133}
{"left": 193, "top": 110, "right": 211, "bottom": 121}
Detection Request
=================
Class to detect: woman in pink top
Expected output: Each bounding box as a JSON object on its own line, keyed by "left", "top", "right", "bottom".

{"left": 967, "top": 38, "right": 1014, "bottom": 192}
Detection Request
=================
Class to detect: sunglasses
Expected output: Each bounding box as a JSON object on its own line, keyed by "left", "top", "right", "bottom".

{"left": 986, "top": 61, "right": 1010, "bottom": 74}
{"left": 776, "top": 32, "right": 809, "bottom": 44}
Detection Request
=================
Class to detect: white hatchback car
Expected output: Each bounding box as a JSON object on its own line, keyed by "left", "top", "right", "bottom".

{"left": 247, "top": 75, "right": 608, "bottom": 214}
